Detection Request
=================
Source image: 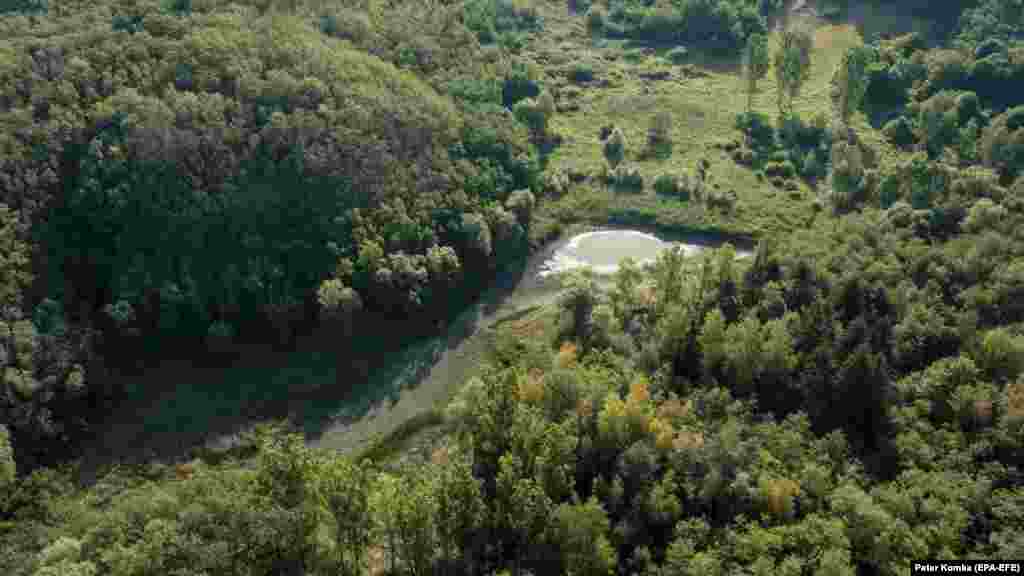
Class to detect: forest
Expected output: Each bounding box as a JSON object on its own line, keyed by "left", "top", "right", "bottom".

{"left": 1, "top": 0, "right": 1023, "bottom": 574}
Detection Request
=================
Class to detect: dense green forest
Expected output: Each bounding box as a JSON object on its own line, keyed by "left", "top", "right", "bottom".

{"left": 2, "top": 0, "right": 1024, "bottom": 574}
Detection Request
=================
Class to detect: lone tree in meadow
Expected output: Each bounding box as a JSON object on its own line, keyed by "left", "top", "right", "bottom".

{"left": 604, "top": 127, "right": 626, "bottom": 168}
{"left": 774, "top": 24, "right": 814, "bottom": 117}
{"left": 742, "top": 33, "right": 770, "bottom": 112}
{"left": 832, "top": 45, "right": 873, "bottom": 123}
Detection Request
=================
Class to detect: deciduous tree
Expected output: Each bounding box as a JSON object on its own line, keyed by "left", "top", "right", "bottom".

{"left": 742, "top": 33, "right": 770, "bottom": 112}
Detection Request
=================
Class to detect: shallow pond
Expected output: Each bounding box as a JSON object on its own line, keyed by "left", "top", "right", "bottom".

{"left": 538, "top": 229, "right": 713, "bottom": 277}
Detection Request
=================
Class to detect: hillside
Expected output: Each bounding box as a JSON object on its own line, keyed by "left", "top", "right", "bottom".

{"left": 3, "top": 0, "right": 1024, "bottom": 575}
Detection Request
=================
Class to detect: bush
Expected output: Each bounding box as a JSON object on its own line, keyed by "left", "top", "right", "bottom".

{"left": 636, "top": 7, "right": 684, "bottom": 44}
{"left": 653, "top": 173, "right": 679, "bottom": 196}
{"left": 624, "top": 48, "right": 646, "bottom": 63}
{"left": 586, "top": 6, "right": 606, "bottom": 31}
{"left": 503, "top": 63, "right": 541, "bottom": 107}
{"left": 541, "top": 170, "right": 571, "bottom": 198}
{"left": 319, "top": 10, "right": 378, "bottom": 47}
{"left": 974, "top": 38, "right": 1006, "bottom": 60}
{"left": 764, "top": 160, "right": 796, "bottom": 179}
{"left": 963, "top": 198, "right": 1008, "bottom": 233}
{"left": 513, "top": 98, "right": 548, "bottom": 134}
{"left": 883, "top": 116, "right": 915, "bottom": 148}
{"left": 981, "top": 108, "right": 1024, "bottom": 181}
{"left": 666, "top": 46, "right": 689, "bottom": 64}
{"left": 802, "top": 151, "right": 824, "bottom": 179}
{"left": 706, "top": 189, "right": 737, "bottom": 212}
{"left": 919, "top": 101, "right": 960, "bottom": 158}
{"left": 611, "top": 164, "right": 644, "bottom": 192}
{"left": 0, "top": 0, "right": 47, "bottom": 14}
{"left": 1006, "top": 105, "right": 1024, "bottom": 132}
{"left": 570, "top": 0, "right": 592, "bottom": 14}
{"left": 878, "top": 171, "right": 902, "bottom": 209}
{"left": 571, "top": 62, "right": 596, "bottom": 83}
{"left": 624, "top": 0, "right": 765, "bottom": 54}
{"left": 924, "top": 49, "right": 970, "bottom": 94}
{"left": 955, "top": 91, "right": 981, "bottom": 125}
{"left": 863, "top": 62, "right": 912, "bottom": 115}
{"left": 735, "top": 111, "right": 774, "bottom": 151}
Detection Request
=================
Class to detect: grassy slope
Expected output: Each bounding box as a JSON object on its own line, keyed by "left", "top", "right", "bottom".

{"left": 534, "top": 11, "right": 863, "bottom": 238}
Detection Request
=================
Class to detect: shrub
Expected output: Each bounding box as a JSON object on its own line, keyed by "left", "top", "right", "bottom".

{"left": 502, "top": 62, "right": 541, "bottom": 107}
{"left": 320, "top": 10, "right": 378, "bottom": 47}
{"left": 1006, "top": 105, "right": 1024, "bottom": 132}
{"left": 981, "top": 108, "right": 1024, "bottom": 181}
{"left": 802, "top": 151, "right": 824, "bottom": 179}
{"left": 586, "top": 5, "right": 606, "bottom": 31}
{"left": 963, "top": 198, "right": 1008, "bottom": 233}
{"left": 505, "top": 188, "right": 537, "bottom": 225}
{"left": 764, "top": 160, "right": 796, "bottom": 179}
{"left": 666, "top": 46, "right": 689, "bottom": 64}
{"left": 570, "top": 62, "right": 596, "bottom": 83}
{"left": 653, "top": 173, "right": 679, "bottom": 197}
{"left": 735, "top": 111, "right": 774, "bottom": 151}
{"left": 924, "top": 49, "right": 969, "bottom": 94}
{"left": 541, "top": 170, "right": 571, "bottom": 198}
{"left": 611, "top": 164, "right": 644, "bottom": 192}
{"left": 0, "top": 0, "right": 47, "bottom": 14}
{"left": 918, "top": 91, "right": 960, "bottom": 157}
{"left": 956, "top": 91, "right": 981, "bottom": 125}
{"left": 878, "top": 171, "right": 902, "bottom": 209}
{"left": 882, "top": 116, "right": 915, "bottom": 148}
{"left": 624, "top": 48, "right": 646, "bottom": 63}
{"left": 514, "top": 98, "right": 548, "bottom": 134}
{"left": 974, "top": 38, "right": 1006, "bottom": 60}
{"left": 706, "top": 189, "right": 737, "bottom": 212}
{"left": 570, "top": 0, "right": 592, "bottom": 14}
{"left": 863, "top": 65, "right": 903, "bottom": 113}
{"left": 636, "top": 7, "right": 684, "bottom": 44}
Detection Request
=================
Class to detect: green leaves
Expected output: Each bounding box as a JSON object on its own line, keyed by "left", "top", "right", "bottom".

{"left": 742, "top": 32, "right": 770, "bottom": 111}
{"left": 0, "top": 424, "right": 14, "bottom": 493}
{"left": 603, "top": 127, "right": 626, "bottom": 169}
{"left": 832, "top": 45, "right": 874, "bottom": 122}
{"left": 547, "top": 498, "right": 615, "bottom": 576}
{"left": 774, "top": 25, "right": 814, "bottom": 117}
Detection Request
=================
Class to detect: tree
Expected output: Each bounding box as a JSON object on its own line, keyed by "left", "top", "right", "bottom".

{"left": 317, "top": 278, "right": 363, "bottom": 332}
{"left": 604, "top": 127, "right": 626, "bottom": 169}
{"left": 558, "top": 269, "right": 599, "bottom": 344}
{"left": 0, "top": 204, "right": 30, "bottom": 314}
{"left": 253, "top": 428, "right": 320, "bottom": 574}
{"left": 0, "top": 424, "right": 14, "bottom": 498}
{"left": 547, "top": 497, "right": 616, "bottom": 576}
{"left": 317, "top": 457, "right": 373, "bottom": 576}
{"left": 832, "top": 46, "right": 873, "bottom": 123}
{"left": 431, "top": 448, "right": 486, "bottom": 572}
{"left": 742, "top": 33, "right": 770, "bottom": 112}
{"left": 494, "top": 452, "right": 553, "bottom": 571}
{"left": 32, "top": 537, "right": 98, "bottom": 576}
{"left": 774, "top": 24, "right": 814, "bottom": 117}
{"left": 505, "top": 189, "right": 536, "bottom": 228}
{"left": 830, "top": 137, "right": 866, "bottom": 212}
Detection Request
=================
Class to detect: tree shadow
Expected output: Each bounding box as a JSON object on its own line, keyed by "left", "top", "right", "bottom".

{"left": 75, "top": 239, "right": 569, "bottom": 485}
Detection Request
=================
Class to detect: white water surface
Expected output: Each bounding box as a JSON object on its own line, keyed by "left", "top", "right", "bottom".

{"left": 538, "top": 229, "right": 711, "bottom": 277}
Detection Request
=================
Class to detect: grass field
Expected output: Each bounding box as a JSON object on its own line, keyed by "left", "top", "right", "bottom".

{"left": 529, "top": 4, "right": 873, "bottom": 239}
